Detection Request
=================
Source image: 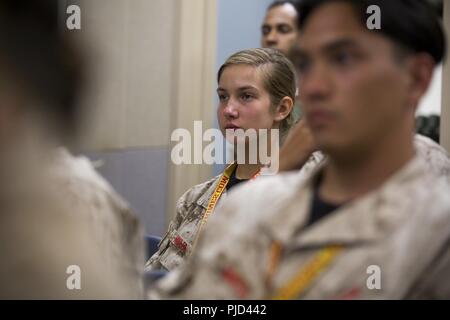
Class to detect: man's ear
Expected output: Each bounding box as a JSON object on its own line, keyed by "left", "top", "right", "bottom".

{"left": 406, "top": 53, "right": 435, "bottom": 108}
{"left": 274, "top": 96, "right": 294, "bottom": 122}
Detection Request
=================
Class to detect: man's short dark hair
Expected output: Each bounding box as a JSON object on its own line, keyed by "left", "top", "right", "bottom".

{"left": 267, "top": 0, "right": 301, "bottom": 12}
{"left": 295, "top": 0, "right": 446, "bottom": 64}
{"left": 0, "top": 0, "right": 84, "bottom": 139}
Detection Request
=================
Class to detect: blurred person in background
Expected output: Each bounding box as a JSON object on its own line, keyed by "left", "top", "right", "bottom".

{"left": 261, "top": 0, "right": 313, "bottom": 143}
{"left": 0, "top": 0, "right": 144, "bottom": 298}
{"left": 261, "top": 1, "right": 300, "bottom": 56}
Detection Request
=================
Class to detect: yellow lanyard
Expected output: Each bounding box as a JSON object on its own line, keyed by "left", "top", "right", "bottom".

{"left": 199, "top": 163, "right": 236, "bottom": 228}
{"left": 267, "top": 241, "right": 343, "bottom": 300}
{"left": 201, "top": 164, "right": 261, "bottom": 227}
{"left": 192, "top": 164, "right": 260, "bottom": 249}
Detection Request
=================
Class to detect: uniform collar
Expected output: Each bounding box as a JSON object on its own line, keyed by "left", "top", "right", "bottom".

{"left": 196, "top": 163, "right": 238, "bottom": 209}
{"left": 267, "top": 155, "right": 427, "bottom": 248}
{"left": 196, "top": 175, "right": 223, "bottom": 209}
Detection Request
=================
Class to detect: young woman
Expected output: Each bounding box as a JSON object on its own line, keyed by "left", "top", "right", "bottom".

{"left": 145, "top": 48, "right": 297, "bottom": 272}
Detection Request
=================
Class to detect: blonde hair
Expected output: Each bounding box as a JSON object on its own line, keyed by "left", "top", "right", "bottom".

{"left": 217, "top": 48, "right": 297, "bottom": 141}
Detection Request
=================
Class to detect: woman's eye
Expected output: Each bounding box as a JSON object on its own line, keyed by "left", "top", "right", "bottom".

{"left": 241, "top": 94, "right": 254, "bottom": 102}
{"left": 218, "top": 94, "right": 228, "bottom": 102}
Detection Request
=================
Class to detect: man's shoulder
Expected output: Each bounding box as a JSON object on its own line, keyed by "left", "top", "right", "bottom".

{"left": 212, "top": 170, "right": 306, "bottom": 228}
{"left": 414, "top": 134, "right": 450, "bottom": 181}
{"left": 49, "top": 148, "right": 133, "bottom": 215}
{"left": 420, "top": 175, "right": 450, "bottom": 216}
{"left": 231, "top": 170, "right": 302, "bottom": 200}
{"left": 389, "top": 157, "right": 450, "bottom": 232}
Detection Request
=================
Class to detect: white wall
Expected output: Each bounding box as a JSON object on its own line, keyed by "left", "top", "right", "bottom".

{"left": 441, "top": 1, "right": 450, "bottom": 152}
{"left": 417, "top": 65, "right": 442, "bottom": 116}
{"left": 71, "top": 0, "right": 176, "bottom": 236}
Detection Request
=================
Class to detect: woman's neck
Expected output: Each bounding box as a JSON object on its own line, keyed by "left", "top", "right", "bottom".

{"left": 231, "top": 129, "right": 277, "bottom": 177}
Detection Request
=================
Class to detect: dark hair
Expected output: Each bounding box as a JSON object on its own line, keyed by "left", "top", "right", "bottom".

{"left": 267, "top": 0, "right": 300, "bottom": 12}
{"left": 0, "top": 0, "right": 84, "bottom": 139}
{"left": 295, "top": 0, "right": 446, "bottom": 64}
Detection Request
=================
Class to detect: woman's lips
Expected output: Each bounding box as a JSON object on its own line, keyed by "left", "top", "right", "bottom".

{"left": 224, "top": 125, "right": 241, "bottom": 130}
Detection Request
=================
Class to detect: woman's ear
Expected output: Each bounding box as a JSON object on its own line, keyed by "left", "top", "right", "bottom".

{"left": 274, "top": 96, "right": 293, "bottom": 122}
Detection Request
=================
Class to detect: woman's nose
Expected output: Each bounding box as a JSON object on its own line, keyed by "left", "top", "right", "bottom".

{"left": 223, "top": 101, "right": 239, "bottom": 119}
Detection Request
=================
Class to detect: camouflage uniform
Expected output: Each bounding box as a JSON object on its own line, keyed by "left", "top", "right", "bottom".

{"left": 145, "top": 174, "right": 223, "bottom": 271}
{"left": 298, "top": 134, "right": 450, "bottom": 182}
{"left": 1, "top": 147, "right": 145, "bottom": 298}
{"left": 51, "top": 148, "right": 145, "bottom": 298}
{"left": 414, "top": 134, "right": 450, "bottom": 184}
{"left": 145, "top": 154, "right": 325, "bottom": 273}
{"left": 1, "top": 200, "right": 135, "bottom": 298}
{"left": 149, "top": 145, "right": 450, "bottom": 299}
{"left": 146, "top": 134, "right": 449, "bottom": 274}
